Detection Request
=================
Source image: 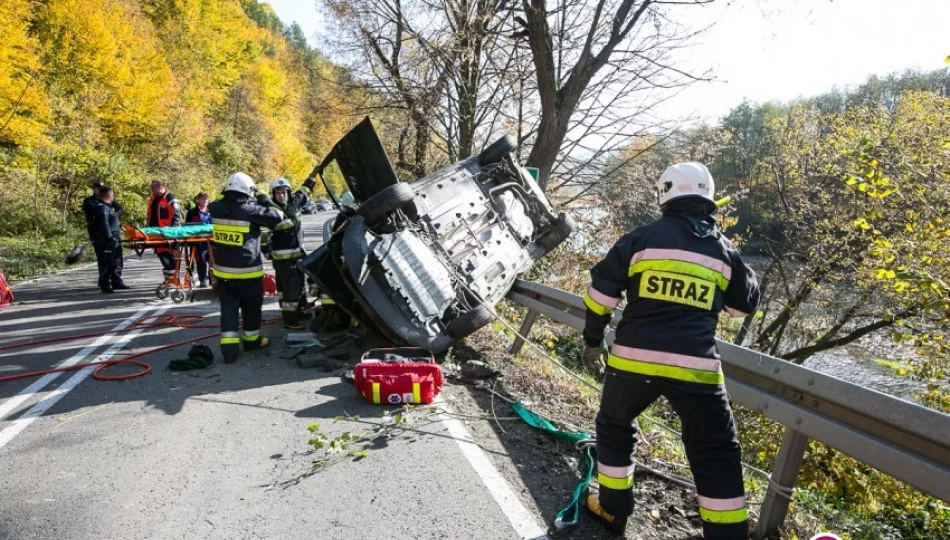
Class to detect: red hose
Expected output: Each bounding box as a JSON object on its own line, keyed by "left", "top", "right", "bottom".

{"left": 0, "top": 313, "right": 283, "bottom": 383}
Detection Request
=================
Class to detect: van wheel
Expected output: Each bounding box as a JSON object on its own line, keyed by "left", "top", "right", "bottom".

{"left": 477, "top": 136, "right": 516, "bottom": 166}
{"left": 538, "top": 212, "right": 574, "bottom": 252}
{"left": 447, "top": 304, "right": 495, "bottom": 339}
{"left": 357, "top": 183, "right": 415, "bottom": 225}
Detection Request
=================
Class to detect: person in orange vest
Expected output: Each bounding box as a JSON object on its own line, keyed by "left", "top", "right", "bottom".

{"left": 146, "top": 179, "right": 182, "bottom": 284}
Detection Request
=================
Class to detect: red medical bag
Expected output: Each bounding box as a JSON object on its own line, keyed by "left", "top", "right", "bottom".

{"left": 353, "top": 348, "right": 443, "bottom": 405}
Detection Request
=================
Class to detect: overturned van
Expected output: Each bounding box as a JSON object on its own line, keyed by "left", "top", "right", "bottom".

{"left": 299, "top": 118, "right": 572, "bottom": 353}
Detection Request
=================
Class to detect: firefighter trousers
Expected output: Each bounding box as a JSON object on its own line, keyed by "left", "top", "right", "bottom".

{"left": 273, "top": 259, "right": 306, "bottom": 325}
{"left": 218, "top": 277, "right": 264, "bottom": 361}
{"left": 596, "top": 370, "right": 748, "bottom": 540}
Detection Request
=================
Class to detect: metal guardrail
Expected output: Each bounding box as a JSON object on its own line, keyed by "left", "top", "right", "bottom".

{"left": 504, "top": 279, "right": 950, "bottom": 539}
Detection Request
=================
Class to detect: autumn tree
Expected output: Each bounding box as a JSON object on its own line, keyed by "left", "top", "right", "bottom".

{"left": 726, "top": 92, "right": 950, "bottom": 381}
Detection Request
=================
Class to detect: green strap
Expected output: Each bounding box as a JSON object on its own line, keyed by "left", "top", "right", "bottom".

{"left": 511, "top": 402, "right": 593, "bottom": 529}
{"left": 555, "top": 446, "right": 595, "bottom": 529}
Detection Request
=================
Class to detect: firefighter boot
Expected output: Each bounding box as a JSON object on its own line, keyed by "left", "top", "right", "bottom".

{"left": 586, "top": 493, "right": 628, "bottom": 534}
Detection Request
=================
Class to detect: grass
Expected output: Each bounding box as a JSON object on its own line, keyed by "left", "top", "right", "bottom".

{"left": 0, "top": 228, "right": 86, "bottom": 281}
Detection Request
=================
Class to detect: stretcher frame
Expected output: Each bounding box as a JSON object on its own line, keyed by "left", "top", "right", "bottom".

{"left": 121, "top": 224, "right": 216, "bottom": 303}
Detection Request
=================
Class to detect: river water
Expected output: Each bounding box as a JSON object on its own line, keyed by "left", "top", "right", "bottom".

{"left": 805, "top": 344, "right": 924, "bottom": 401}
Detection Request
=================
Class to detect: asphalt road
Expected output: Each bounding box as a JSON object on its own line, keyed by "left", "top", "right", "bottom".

{"left": 0, "top": 212, "right": 555, "bottom": 540}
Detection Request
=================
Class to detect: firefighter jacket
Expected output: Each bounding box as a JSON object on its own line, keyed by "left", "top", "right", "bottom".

{"left": 147, "top": 192, "right": 181, "bottom": 227}
{"left": 583, "top": 204, "right": 759, "bottom": 385}
{"left": 209, "top": 193, "right": 285, "bottom": 280}
{"left": 269, "top": 178, "right": 315, "bottom": 261}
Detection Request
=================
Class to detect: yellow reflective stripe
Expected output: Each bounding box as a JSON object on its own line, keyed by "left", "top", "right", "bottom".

{"left": 221, "top": 337, "right": 240, "bottom": 345}
{"left": 242, "top": 334, "right": 260, "bottom": 342}
{"left": 275, "top": 219, "right": 295, "bottom": 231}
{"left": 412, "top": 382, "right": 421, "bottom": 403}
{"left": 300, "top": 185, "right": 312, "bottom": 195}
{"left": 608, "top": 354, "right": 724, "bottom": 385}
{"left": 597, "top": 472, "right": 633, "bottom": 490}
{"left": 700, "top": 507, "right": 748, "bottom": 524}
{"left": 320, "top": 298, "right": 336, "bottom": 305}
{"left": 584, "top": 293, "right": 614, "bottom": 316}
{"left": 629, "top": 260, "right": 729, "bottom": 291}
{"left": 212, "top": 224, "right": 250, "bottom": 233}
{"left": 212, "top": 268, "right": 265, "bottom": 280}
{"left": 372, "top": 382, "right": 380, "bottom": 404}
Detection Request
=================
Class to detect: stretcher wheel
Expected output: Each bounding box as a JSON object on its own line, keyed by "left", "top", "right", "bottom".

{"left": 171, "top": 290, "right": 186, "bottom": 303}
{"left": 155, "top": 285, "right": 169, "bottom": 300}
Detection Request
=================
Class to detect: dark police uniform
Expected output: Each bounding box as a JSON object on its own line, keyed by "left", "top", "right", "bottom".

{"left": 269, "top": 178, "right": 315, "bottom": 326}
{"left": 91, "top": 199, "right": 124, "bottom": 291}
{"left": 209, "top": 192, "right": 284, "bottom": 362}
{"left": 583, "top": 203, "right": 759, "bottom": 540}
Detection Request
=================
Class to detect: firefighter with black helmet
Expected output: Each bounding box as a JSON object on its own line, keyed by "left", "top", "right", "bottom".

{"left": 268, "top": 176, "right": 316, "bottom": 330}
{"left": 582, "top": 162, "right": 760, "bottom": 540}
{"left": 209, "top": 172, "right": 285, "bottom": 364}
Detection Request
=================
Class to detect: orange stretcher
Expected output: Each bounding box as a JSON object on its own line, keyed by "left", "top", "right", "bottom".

{"left": 122, "top": 224, "right": 215, "bottom": 303}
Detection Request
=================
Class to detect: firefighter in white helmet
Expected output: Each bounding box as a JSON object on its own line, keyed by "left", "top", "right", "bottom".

{"left": 268, "top": 176, "right": 317, "bottom": 329}
{"left": 581, "top": 162, "right": 760, "bottom": 540}
{"left": 209, "top": 172, "right": 285, "bottom": 363}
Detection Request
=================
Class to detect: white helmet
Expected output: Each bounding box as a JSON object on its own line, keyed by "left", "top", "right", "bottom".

{"left": 270, "top": 177, "right": 292, "bottom": 196}
{"left": 655, "top": 162, "right": 715, "bottom": 207}
{"left": 224, "top": 172, "right": 256, "bottom": 196}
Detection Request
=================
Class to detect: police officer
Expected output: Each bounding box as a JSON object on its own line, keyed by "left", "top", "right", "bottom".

{"left": 147, "top": 179, "right": 181, "bottom": 284}
{"left": 90, "top": 186, "right": 128, "bottom": 293}
{"left": 82, "top": 181, "right": 103, "bottom": 242}
{"left": 209, "top": 172, "right": 285, "bottom": 363}
{"left": 581, "top": 163, "right": 760, "bottom": 540}
{"left": 267, "top": 177, "right": 316, "bottom": 330}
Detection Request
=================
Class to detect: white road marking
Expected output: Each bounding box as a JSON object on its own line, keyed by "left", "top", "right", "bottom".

{"left": 0, "top": 304, "right": 158, "bottom": 423}
{"left": 0, "top": 306, "right": 169, "bottom": 450}
{"left": 439, "top": 403, "right": 551, "bottom": 540}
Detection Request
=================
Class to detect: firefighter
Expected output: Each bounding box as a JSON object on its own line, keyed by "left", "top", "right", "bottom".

{"left": 209, "top": 172, "right": 285, "bottom": 363}
{"left": 581, "top": 162, "right": 760, "bottom": 540}
{"left": 146, "top": 179, "right": 181, "bottom": 285}
{"left": 90, "top": 186, "right": 127, "bottom": 293}
{"left": 267, "top": 176, "right": 316, "bottom": 330}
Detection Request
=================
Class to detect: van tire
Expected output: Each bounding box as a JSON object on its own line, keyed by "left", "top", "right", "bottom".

{"left": 447, "top": 304, "right": 495, "bottom": 339}
{"left": 357, "top": 183, "right": 415, "bottom": 224}
{"left": 538, "top": 212, "right": 574, "bottom": 251}
{"left": 477, "top": 136, "right": 516, "bottom": 166}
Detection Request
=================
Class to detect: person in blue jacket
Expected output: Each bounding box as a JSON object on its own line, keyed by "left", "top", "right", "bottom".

{"left": 185, "top": 192, "right": 212, "bottom": 287}
{"left": 582, "top": 163, "right": 760, "bottom": 540}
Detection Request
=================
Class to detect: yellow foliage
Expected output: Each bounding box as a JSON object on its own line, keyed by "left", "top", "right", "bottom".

{"left": 0, "top": 0, "right": 51, "bottom": 146}
{"left": 37, "top": 0, "right": 174, "bottom": 142}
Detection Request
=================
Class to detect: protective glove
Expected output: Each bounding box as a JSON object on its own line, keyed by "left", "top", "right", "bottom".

{"left": 581, "top": 344, "right": 607, "bottom": 378}
{"left": 256, "top": 193, "right": 272, "bottom": 207}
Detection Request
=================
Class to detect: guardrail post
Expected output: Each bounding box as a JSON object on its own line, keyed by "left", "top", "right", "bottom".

{"left": 506, "top": 308, "right": 539, "bottom": 355}
{"left": 755, "top": 428, "right": 809, "bottom": 539}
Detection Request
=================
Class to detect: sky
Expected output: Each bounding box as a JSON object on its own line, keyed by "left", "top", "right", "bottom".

{"left": 267, "top": 0, "right": 949, "bottom": 122}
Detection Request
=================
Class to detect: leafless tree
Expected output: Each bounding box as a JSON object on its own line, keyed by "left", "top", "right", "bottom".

{"left": 518, "top": 0, "right": 714, "bottom": 189}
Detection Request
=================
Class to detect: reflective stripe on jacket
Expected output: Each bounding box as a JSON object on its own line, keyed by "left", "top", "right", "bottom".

{"left": 269, "top": 178, "right": 315, "bottom": 260}
{"left": 583, "top": 215, "right": 760, "bottom": 384}
{"left": 209, "top": 194, "right": 285, "bottom": 280}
